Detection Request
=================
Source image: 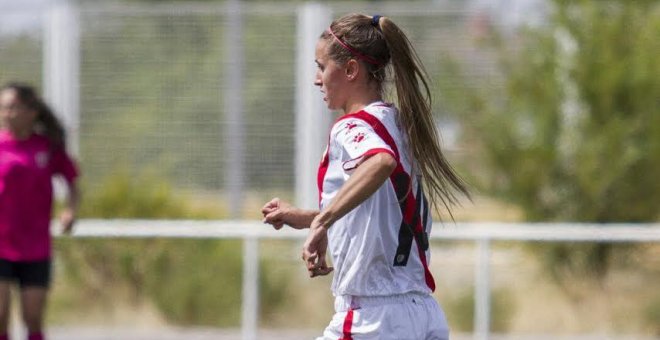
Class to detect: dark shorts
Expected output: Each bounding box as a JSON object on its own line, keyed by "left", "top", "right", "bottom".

{"left": 0, "top": 259, "right": 51, "bottom": 288}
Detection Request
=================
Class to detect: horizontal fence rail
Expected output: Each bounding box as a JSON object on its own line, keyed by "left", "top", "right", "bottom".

{"left": 55, "top": 219, "right": 660, "bottom": 242}
{"left": 51, "top": 220, "right": 660, "bottom": 340}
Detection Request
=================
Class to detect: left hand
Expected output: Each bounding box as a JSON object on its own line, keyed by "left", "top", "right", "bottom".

{"left": 261, "top": 197, "right": 287, "bottom": 230}
{"left": 59, "top": 208, "right": 76, "bottom": 234}
{"left": 302, "top": 217, "right": 333, "bottom": 277}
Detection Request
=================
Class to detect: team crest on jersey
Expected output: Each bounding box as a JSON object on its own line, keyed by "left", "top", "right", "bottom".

{"left": 345, "top": 121, "right": 358, "bottom": 131}
{"left": 35, "top": 151, "right": 49, "bottom": 169}
{"left": 352, "top": 132, "right": 366, "bottom": 144}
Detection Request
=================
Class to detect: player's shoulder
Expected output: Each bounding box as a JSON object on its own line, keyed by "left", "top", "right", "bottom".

{"left": 363, "top": 101, "right": 397, "bottom": 118}
{"left": 330, "top": 114, "right": 368, "bottom": 138}
{"left": 30, "top": 133, "right": 49, "bottom": 143}
{"left": 333, "top": 115, "right": 365, "bottom": 129}
{"left": 0, "top": 131, "right": 48, "bottom": 149}
{"left": 24, "top": 133, "right": 52, "bottom": 150}
{"left": 333, "top": 103, "right": 396, "bottom": 130}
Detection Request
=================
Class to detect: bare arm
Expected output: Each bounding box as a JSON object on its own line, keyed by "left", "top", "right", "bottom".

{"left": 313, "top": 152, "right": 397, "bottom": 229}
{"left": 303, "top": 152, "right": 396, "bottom": 277}
{"left": 262, "top": 198, "right": 319, "bottom": 230}
{"left": 60, "top": 179, "right": 80, "bottom": 234}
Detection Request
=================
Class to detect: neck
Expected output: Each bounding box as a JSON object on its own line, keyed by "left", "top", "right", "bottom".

{"left": 343, "top": 93, "right": 383, "bottom": 115}
{"left": 8, "top": 127, "right": 32, "bottom": 140}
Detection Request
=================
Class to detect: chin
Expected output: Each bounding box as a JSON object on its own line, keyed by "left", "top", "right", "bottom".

{"left": 325, "top": 101, "right": 340, "bottom": 111}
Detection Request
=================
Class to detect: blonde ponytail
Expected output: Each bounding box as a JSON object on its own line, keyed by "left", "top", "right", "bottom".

{"left": 379, "top": 17, "right": 470, "bottom": 216}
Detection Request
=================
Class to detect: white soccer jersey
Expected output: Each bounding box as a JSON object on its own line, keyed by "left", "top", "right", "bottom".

{"left": 317, "top": 101, "right": 435, "bottom": 297}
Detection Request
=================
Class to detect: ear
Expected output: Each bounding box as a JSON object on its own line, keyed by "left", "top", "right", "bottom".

{"left": 345, "top": 59, "right": 360, "bottom": 81}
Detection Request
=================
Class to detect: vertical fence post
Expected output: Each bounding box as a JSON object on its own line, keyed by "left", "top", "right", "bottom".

{"left": 294, "top": 3, "right": 332, "bottom": 210}
{"left": 555, "top": 27, "right": 580, "bottom": 169}
{"left": 224, "top": 0, "right": 245, "bottom": 218}
{"left": 242, "top": 236, "right": 259, "bottom": 340}
{"left": 28, "top": 4, "right": 79, "bottom": 337}
{"left": 43, "top": 0, "right": 80, "bottom": 156}
{"left": 39, "top": 2, "right": 80, "bottom": 338}
{"left": 474, "top": 238, "right": 491, "bottom": 340}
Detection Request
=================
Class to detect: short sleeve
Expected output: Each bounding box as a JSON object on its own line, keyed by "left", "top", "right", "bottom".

{"left": 50, "top": 149, "right": 79, "bottom": 184}
{"left": 333, "top": 118, "right": 395, "bottom": 172}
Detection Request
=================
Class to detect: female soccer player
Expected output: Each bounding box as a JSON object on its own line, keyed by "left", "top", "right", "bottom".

{"left": 0, "top": 83, "right": 79, "bottom": 340}
{"left": 262, "top": 14, "right": 469, "bottom": 339}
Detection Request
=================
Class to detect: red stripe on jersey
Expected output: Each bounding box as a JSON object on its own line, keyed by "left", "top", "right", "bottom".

{"left": 342, "top": 148, "right": 396, "bottom": 171}
{"left": 317, "top": 147, "right": 330, "bottom": 207}
{"left": 338, "top": 112, "right": 400, "bottom": 160}
{"left": 340, "top": 309, "right": 354, "bottom": 340}
{"left": 341, "top": 111, "right": 436, "bottom": 292}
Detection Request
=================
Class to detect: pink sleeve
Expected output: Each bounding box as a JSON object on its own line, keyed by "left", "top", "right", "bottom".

{"left": 51, "top": 149, "right": 79, "bottom": 184}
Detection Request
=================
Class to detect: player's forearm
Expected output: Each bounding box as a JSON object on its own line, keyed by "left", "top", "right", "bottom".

{"left": 288, "top": 208, "right": 320, "bottom": 228}
{"left": 59, "top": 180, "right": 80, "bottom": 233}
{"left": 66, "top": 181, "right": 80, "bottom": 215}
{"left": 316, "top": 152, "right": 396, "bottom": 229}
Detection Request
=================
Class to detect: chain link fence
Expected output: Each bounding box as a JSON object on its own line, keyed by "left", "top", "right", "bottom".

{"left": 0, "top": 1, "right": 521, "bottom": 217}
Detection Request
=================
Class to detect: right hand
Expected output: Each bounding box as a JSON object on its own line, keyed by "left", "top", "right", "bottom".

{"left": 59, "top": 207, "right": 77, "bottom": 235}
{"left": 302, "top": 216, "right": 333, "bottom": 277}
{"left": 262, "top": 197, "right": 307, "bottom": 230}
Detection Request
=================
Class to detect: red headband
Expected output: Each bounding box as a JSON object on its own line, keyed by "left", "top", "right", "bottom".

{"left": 328, "top": 28, "right": 382, "bottom": 66}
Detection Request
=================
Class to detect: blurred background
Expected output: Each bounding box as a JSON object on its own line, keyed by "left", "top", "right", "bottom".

{"left": 1, "top": 0, "right": 659, "bottom": 339}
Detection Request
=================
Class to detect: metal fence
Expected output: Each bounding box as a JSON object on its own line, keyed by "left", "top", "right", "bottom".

{"left": 56, "top": 220, "right": 660, "bottom": 340}
{"left": 0, "top": 1, "right": 511, "bottom": 217}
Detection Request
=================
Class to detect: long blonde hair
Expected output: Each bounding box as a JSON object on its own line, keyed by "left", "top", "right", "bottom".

{"left": 321, "top": 14, "right": 469, "bottom": 215}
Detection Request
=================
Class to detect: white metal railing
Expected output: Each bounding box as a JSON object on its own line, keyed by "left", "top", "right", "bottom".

{"left": 50, "top": 220, "right": 660, "bottom": 340}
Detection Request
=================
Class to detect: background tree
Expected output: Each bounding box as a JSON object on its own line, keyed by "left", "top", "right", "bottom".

{"left": 444, "top": 0, "right": 660, "bottom": 279}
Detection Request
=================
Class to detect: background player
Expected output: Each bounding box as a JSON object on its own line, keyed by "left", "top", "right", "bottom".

{"left": 0, "top": 83, "right": 79, "bottom": 340}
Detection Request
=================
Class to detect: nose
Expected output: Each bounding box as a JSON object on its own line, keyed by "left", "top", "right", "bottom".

{"left": 314, "top": 70, "right": 322, "bottom": 87}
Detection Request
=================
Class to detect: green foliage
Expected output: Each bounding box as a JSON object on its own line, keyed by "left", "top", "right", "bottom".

{"left": 451, "top": 0, "right": 660, "bottom": 222}
{"left": 258, "top": 251, "right": 289, "bottom": 320}
{"left": 439, "top": 1, "right": 660, "bottom": 279}
{"left": 54, "top": 171, "right": 293, "bottom": 326}
{"left": 444, "top": 288, "right": 513, "bottom": 332}
{"left": 78, "top": 9, "right": 297, "bottom": 192}
{"left": 537, "top": 242, "right": 613, "bottom": 283}
{"left": 78, "top": 167, "right": 221, "bottom": 219}
{"left": 139, "top": 239, "right": 244, "bottom": 326}
{"left": 644, "top": 294, "right": 660, "bottom": 336}
{"left": 0, "top": 35, "right": 42, "bottom": 86}
{"left": 56, "top": 238, "right": 244, "bottom": 326}
{"left": 79, "top": 14, "right": 228, "bottom": 190}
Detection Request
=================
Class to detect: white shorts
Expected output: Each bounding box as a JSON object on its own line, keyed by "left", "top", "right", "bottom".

{"left": 316, "top": 292, "right": 450, "bottom": 340}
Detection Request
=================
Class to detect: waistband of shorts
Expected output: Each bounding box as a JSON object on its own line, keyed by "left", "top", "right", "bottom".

{"left": 334, "top": 292, "right": 430, "bottom": 312}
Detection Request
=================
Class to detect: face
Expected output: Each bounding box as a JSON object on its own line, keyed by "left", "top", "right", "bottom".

{"left": 314, "top": 38, "right": 350, "bottom": 111}
{"left": 0, "top": 89, "right": 37, "bottom": 134}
